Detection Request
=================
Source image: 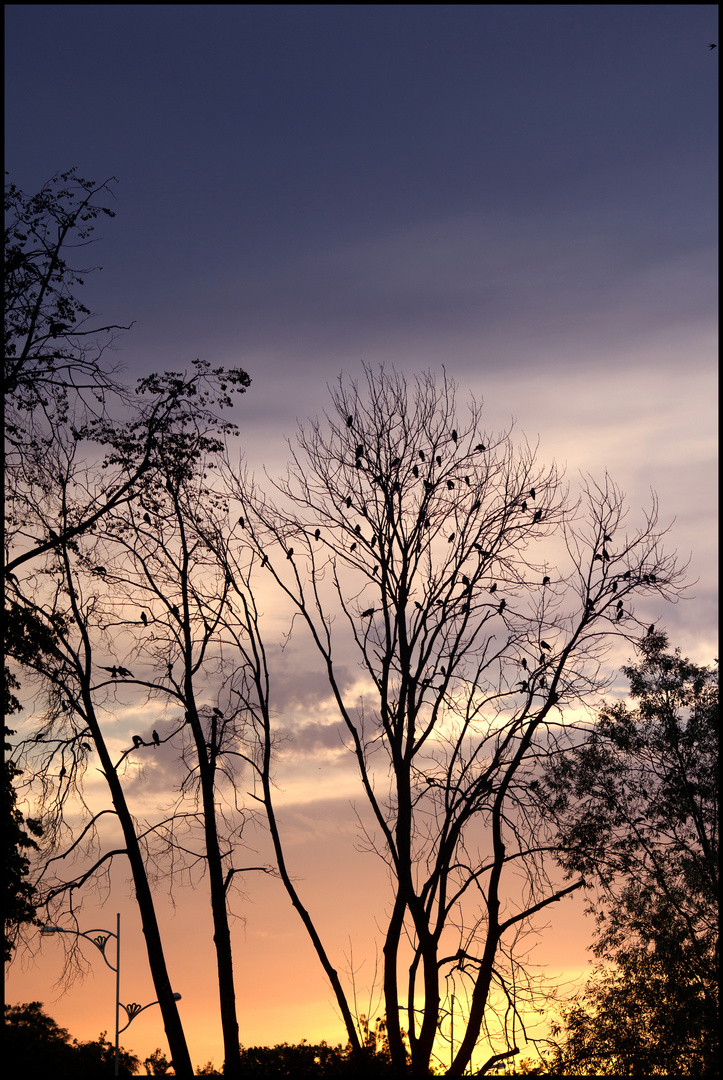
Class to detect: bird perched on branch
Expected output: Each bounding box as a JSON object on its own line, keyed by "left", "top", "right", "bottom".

{"left": 140, "top": 611, "right": 148, "bottom": 626}
{"left": 346, "top": 415, "right": 353, "bottom": 427}
{"left": 533, "top": 509, "right": 543, "bottom": 523}
{"left": 101, "top": 666, "right": 119, "bottom": 679}
{"left": 361, "top": 607, "right": 376, "bottom": 617}
{"left": 152, "top": 730, "right": 160, "bottom": 746}
{"left": 213, "top": 708, "right": 223, "bottom": 718}
{"left": 143, "top": 513, "right": 151, "bottom": 525}
{"left": 132, "top": 735, "right": 144, "bottom": 747}
{"left": 117, "top": 667, "right": 133, "bottom": 678}
{"left": 542, "top": 576, "right": 551, "bottom": 586}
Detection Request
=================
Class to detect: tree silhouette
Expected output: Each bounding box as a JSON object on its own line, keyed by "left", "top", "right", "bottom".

{"left": 542, "top": 636, "right": 718, "bottom": 1074}
{"left": 5, "top": 169, "right": 249, "bottom": 1080}
{"left": 226, "top": 366, "right": 686, "bottom": 1076}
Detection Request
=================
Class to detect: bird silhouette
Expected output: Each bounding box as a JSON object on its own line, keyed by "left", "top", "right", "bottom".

{"left": 213, "top": 708, "right": 223, "bottom": 718}
{"left": 355, "top": 444, "right": 364, "bottom": 458}
{"left": 647, "top": 624, "right": 655, "bottom": 636}
{"left": 542, "top": 576, "right": 551, "bottom": 586}
{"left": 286, "top": 548, "right": 294, "bottom": 559}
{"left": 540, "top": 640, "right": 551, "bottom": 651}
{"left": 345, "top": 496, "right": 352, "bottom": 508}
{"left": 350, "top": 542, "right": 357, "bottom": 552}
{"left": 446, "top": 480, "right": 454, "bottom": 490}
{"left": 451, "top": 429, "right": 458, "bottom": 442}
{"left": 530, "top": 488, "right": 536, "bottom": 499}
{"left": 238, "top": 516, "right": 245, "bottom": 528}
{"left": 474, "top": 443, "right": 486, "bottom": 452}
{"left": 709, "top": 43, "right": 717, "bottom": 49}
{"left": 419, "top": 450, "right": 426, "bottom": 461}
{"left": 102, "top": 666, "right": 119, "bottom": 678}
{"left": 616, "top": 599, "right": 623, "bottom": 610}
{"left": 117, "top": 667, "right": 134, "bottom": 678}
{"left": 521, "top": 658, "right": 528, "bottom": 670}
{"left": 140, "top": 611, "right": 148, "bottom": 626}
{"left": 436, "top": 455, "right": 442, "bottom": 466}
{"left": 612, "top": 580, "right": 618, "bottom": 593}
{"left": 623, "top": 570, "right": 631, "bottom": 580}
{"left": 412, "top": 464, "right": 419, "bottom": 478}
{"left": 152, "top": 730, "right": 160, "bottom": 746}
{"left": 354, "top": 524, "right": 362, "bottom": 535}
{"left": 361, "top": 607, "right": 375, "bottom": 617}
{"left": 143, "top": 513, "right": 151, "bottom": 525}
{"left": 464, "top": 475, "right": 470, "bottom": 486}
{"left": 346, "top": 415, "right": 353, "bottom": 427}
{"left": 489, "top": 582, "right": 497, "bottom": 593}
{"left": 132, "top": 735, "right": 143, "bottom": 747}
{"left": 498, "top": 599, "right": 506, "bottom": 613}
{"left": 533, "top": 509, "right": 543, "bottom": 523}
{"left": 521, "top": 501, "right": 527, "bottom": 512}
{"left": 616, "top": 609, "right": 624, "bottom": 621}
{"left": 448, "top": 533, "right": 455, "bottom": 543}
{"left": 314, "top": 528, "right": 321, "bottom": 540}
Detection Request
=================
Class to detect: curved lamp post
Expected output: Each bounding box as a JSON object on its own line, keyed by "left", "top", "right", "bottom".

{"left": 41, "top": 914, "right": 180, "bottom": 1076}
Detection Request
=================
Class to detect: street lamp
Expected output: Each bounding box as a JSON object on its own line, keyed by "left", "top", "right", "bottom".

{"left": 41, "top": 914, "right": 180, "bottom": 1076}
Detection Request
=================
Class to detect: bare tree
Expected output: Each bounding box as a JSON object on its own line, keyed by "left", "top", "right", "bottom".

{"left": 6, "top": 362, "right": 250, "bottom": 1079}
{"left": 222, "top": 366, "right": 686, "bottom": 1076}
{"left": 76, "top": 422, "right": 267, "bottom": 1080}
{"left": 6, "top": 541, "right": 195, "bottom": 1079}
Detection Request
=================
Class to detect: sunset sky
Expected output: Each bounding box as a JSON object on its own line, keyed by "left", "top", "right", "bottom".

{"left": 5, "top": 4, "right": 718, "bottom": 1071}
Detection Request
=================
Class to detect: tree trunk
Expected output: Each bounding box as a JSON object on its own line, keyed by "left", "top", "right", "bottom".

{"left": 86, "top": 704, "right": 194, "bottom": 1078}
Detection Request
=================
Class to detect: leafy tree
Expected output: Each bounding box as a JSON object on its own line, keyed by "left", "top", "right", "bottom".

{"left": 3, "top": 1001, "right": 139, "bottom": 1076}
{"left": 542, "top": 637, "right": 718, "bottom": 1074}
{"left": 220, "top": 366, "right": 686, "bottom": 1076}
{"left": 144, "top": 1046, "right": 176, "bottom": 1074}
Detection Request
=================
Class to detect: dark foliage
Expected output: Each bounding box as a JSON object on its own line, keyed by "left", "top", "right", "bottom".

{"left": 3, "top": 1002, "right": 139, "bottom": 1077}
{"left": 542, "top": 636, "right": 718, "bottom": 1075}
